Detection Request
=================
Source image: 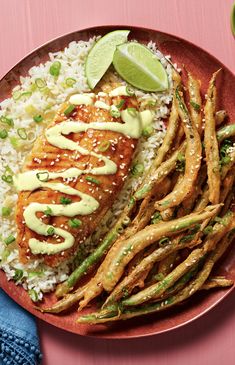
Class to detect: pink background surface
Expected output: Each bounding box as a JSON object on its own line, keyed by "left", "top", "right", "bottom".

{"left": 0, "top": 0, "right": 235, "bottom": 364}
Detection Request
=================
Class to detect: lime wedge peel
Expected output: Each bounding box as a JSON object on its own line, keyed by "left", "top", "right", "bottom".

{"left": 85, "top": 30, "right": 130, "bottom": 89}
{"left": 113, "top": 42, "right": 169, "bottom": 92}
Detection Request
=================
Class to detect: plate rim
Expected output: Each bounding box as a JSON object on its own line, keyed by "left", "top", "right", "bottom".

{"left": 0, "top": 24, "right": 234, "bottom": 339}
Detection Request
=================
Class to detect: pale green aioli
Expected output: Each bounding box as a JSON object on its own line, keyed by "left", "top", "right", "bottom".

{"left": 17, "top": 87, "right": 154, "bottom": 256}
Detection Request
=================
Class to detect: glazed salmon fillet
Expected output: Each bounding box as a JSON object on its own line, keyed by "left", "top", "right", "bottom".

{"left": 16, "top": 88, "right": 139, "bottom": 267}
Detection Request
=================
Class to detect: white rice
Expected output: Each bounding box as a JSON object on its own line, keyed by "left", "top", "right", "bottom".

{"left": 0, "top": 37, "right": 173, "bottom": 301}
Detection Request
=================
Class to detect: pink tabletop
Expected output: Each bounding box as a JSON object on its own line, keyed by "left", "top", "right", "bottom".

{"left": 1, "top": 0, "right": 235, "bottom": 364}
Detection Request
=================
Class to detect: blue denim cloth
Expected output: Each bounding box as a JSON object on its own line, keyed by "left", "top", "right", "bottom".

{"left": 0, "top": 289, "right": 42, "bottom": 365}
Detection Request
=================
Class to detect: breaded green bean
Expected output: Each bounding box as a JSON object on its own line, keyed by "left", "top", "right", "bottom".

{"left": 102, "top": 205, "right": 220, "bottom": 292}
{"left": 188, "top": 71, "right": 202, "bottom": 135}
{"left": 122, "top": 212, "right": 234, "bottom": 307}
{"left": 215, "top": 110, "right": 228, "bottom": 126}
{"left": 204, "top": 71, "right": 221, "bottom": 204}
{"left": 155, "top": 87, "right": 202, "bottom": 211}
{"left": 217, "top": 123, "right": 235, "bottom": 142}
{"left": 201, "top": 276, "right": 233, "bottom": 290}
{"left": 78, "top": 229, "right": 235, "bottom": 324}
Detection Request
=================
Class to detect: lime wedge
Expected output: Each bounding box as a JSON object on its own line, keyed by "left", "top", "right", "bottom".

{"left": 85, "top": 30, "right": 130, "bottom": 89}
{"left": 231, "top": 2, "right": 235, "bottom": 36}
{"left": 113, "top": 42, "right": 168, "bottom": 92}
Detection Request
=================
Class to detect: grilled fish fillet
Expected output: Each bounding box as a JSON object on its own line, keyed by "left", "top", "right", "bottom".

{"left": 16, "top": 88, "right": 139, "bottom": 267}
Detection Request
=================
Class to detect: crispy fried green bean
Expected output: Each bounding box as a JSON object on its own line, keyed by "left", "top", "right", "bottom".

{"left": 78, "top": 229, "right": 235, "bottom": 324}
{"left": 215, "top": 110, "right": 228, "bottom": 126}
{"left": 217, "top": 123, "right": 235, "bottom": 142}
{"left": 101, "top": 205, "right": 220, "bottom": 293}
{"left": 122, "top": 212, "right": 234, "bottom": 307}
{"left": 155, "top": 87, "right": 202, "bottom": 211}
{"left": 188, "top": 71, "right": 202, "bottom": 135}
{"left": 204, "top": 71, "right": 221, "bottom": 204}
{"left": 201, "top": 276, "right": 233, "bottom": 290}
{"left": 55, "top": 200, "right": 135, "bottom": 298}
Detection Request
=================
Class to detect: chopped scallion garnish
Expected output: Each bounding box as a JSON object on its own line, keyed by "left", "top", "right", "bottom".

{"left": 126, "top": 86, "right": 134, "bottom": 96}
{"left": 190, "top": 100, "right": 201, "bottom": 112}
{"left": 36, "top": 171, "right": 49, "bottom": 182}
{"left": 142, "top": 125, "right": 153, "bottom": 137}
{"left": 12, "top": 91, "right": 32, "bottom": 101}
{"left": 4, "top": 234, "right": 16, "bottom": 245}
{"left": 159, "top": 237, "right": 170, "bottom": 247}
{"left": 110, "top": 106, "right": 121, "bottom": 118}
{"left": 44, "top": 206, "right": 53, "bottom": 216}
{"left": 49, "top": 61, "right": 61, "bottom": 77}
{"left": 85, "top": 176, "right": 101, "bottom": 185}
{"left": 131, "top": 163, "right": 144, "bottom": 176}
{"left": 68, "top": 218, "right": 82, "bottom": 228}
{"left": 13, "top": 269, "right": 23, "bottom": 282}
{"left": 64, "top": 104, "right": 75, "bottom": 116}
{"left": 127, "top": 107, "right": 137, "bottom": 117}
{"left": 35, "top": 78, "right": 46, "bottom": 89}
{"left": 98, "top": 141, "right": 110, "bottom": 152}
{"left": 1, "top": 175, "right": 13, "bottom": 184}
{"left": 176, "top": 152, "right": 185, "bottom": 172}
{"left": 47, "top": 227, "right": 55, "bottom": 235}
{"left": 33, "top": 114, "right": 43, "bottom": 123}
{"left": 0, "top": 129, "right": 8, "bottom": 139}
{"left": 0, "top": 116, "right": 14, "bottom": 127}
{"left": 2, "top": 207, "right": 12, "bottom": 217}
{"left": 17, "top": 128, "right": 27, "bottom": 140}
{"left": 60, "top": 196, "right": 72, "bottom": 205}
{"left": 65, "top": 78, "right": 76, "bottom": 87}
{"left": 28, "top": 289, "right": 39, "bottom": 302}
{"left": 116, "top": 99, "right": 125, "bottom": 109}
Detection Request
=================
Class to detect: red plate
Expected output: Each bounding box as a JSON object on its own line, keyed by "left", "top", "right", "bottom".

{"left": 1, "top": 25, "right": 235, "bottom": 338}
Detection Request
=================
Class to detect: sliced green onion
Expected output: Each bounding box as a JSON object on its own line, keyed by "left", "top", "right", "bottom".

{"left": 47, "top": 227, "right": 55, "bottom": 235}
{"left": 126, "top": 86, "right": 135, "bottom": 96}
{"left": 35, "top": 78, "right": 46, "bottom": 89}
{"left": 17, "top": 128, "right": 27, "bottom": 140}
{"left": 60, "top": 196, "right": 72, "bottom": 205}
{"left": 36, "top": 171, "right": 49, "bottom": 182}
{"left": 12, "top": 91, "right": 32, "bottom": 101}
{"left": 2, "top": 207, "right": 12, "bottom": 217}
{"left": 28, "top": 271, "right": 44, "bottom": 278}
{"left": 13, "top": 269, "right": 23, "bottom": 282}
{"left": 151, "top": 212, "right": 162, "bottom": 224}
{"left": 85, "top": 176, "right": 101, "bottom": 185}
{"left": 142, "top": 125, "right": 153, "bottom": 137}
{"left": 179, "top": 234, "right": 195, "bottom": 244}
{"left": 190, "top": 100, "right": 200, "bottom": 112}
{"left": 116, "top": 99, "right": 125, "bottom": 109}
{"left": 44, "top": 206, "right": 53, "bottom": 216}
{"left": 176, "top": 152, "right": 185, "bottom": 172}
{"left": 159, "top": 237, "right": 170, "bottom": 247}
{"left": 65, "top": 78, "right": 76, "bottom": 87}
{"left": 33, "top": 114, "right": 43, "bottom": 123}
{"left": 1, "top": 175, "right": 13, "bottom": 184}
{"left": 131, "top": 163, "right": 144, "bottom": 176}
{"left": 4, "top": 234, "right": 15, "bottom": 245}
{"left": 98, "top": 141, "right": 110, "bottom": 152}
{"left": 0, "top": 129, "right": 8, "bottom": 139}
{"left": 0, "top": 116, "right": 14, "bottom": 127}
{"left": 220, "top": 155, "right": 231, "bottom": 166}
{"left": 110, "top": 106, "right": 121, "bottom": 118}
{"left": 69, "top": 218, "right": 82, "bottom": 228}
{"left": 49, "top": 61, "right": 61, "bottom": 77}
{"left": 64, "top": 104, "right": 75, "bottom": 116}
{"left": 127, "top": 107, "right": 137, "bottom": 117}
{"left": 28, "top": 289, "right": 39, "bottom": 302}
